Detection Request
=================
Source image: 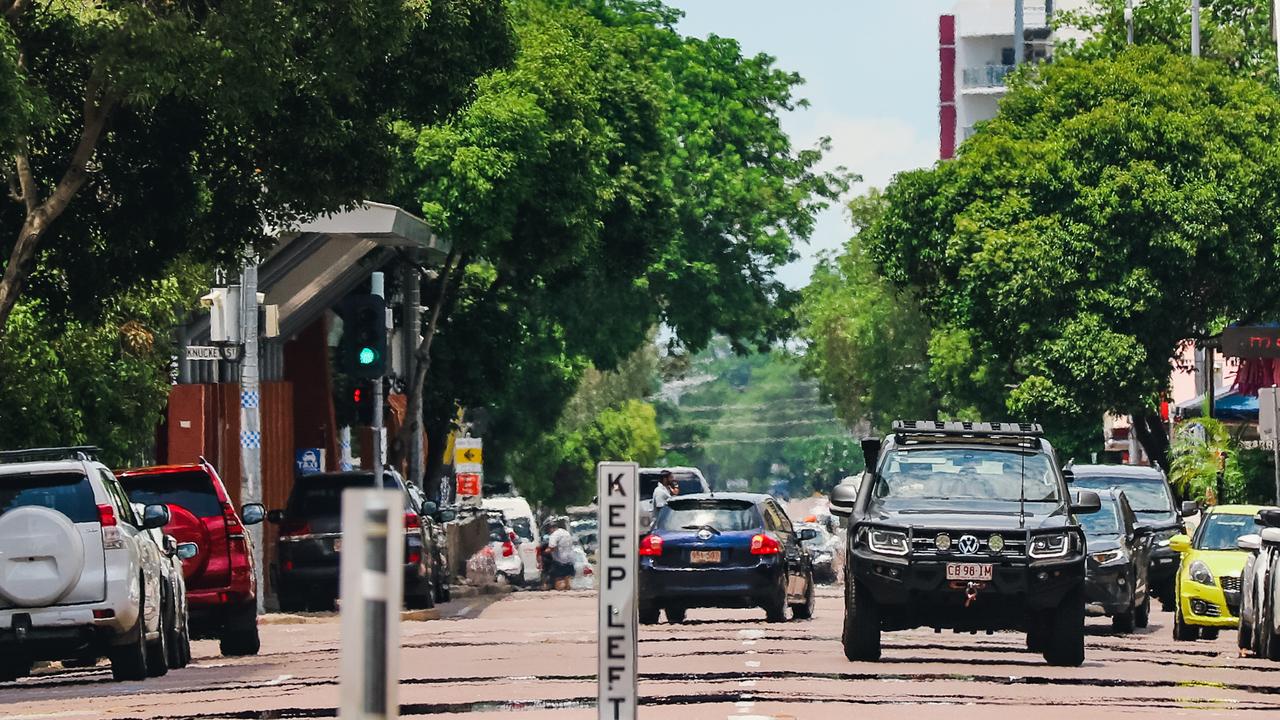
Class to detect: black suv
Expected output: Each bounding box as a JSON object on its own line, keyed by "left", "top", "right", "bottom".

{"left": 830, "top": 421, "right": 1101, "bottom": 666}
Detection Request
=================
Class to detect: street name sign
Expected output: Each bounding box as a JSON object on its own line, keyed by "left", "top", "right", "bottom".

{"left": 185, "top": 344, "right": 241, "bottom": 361}
{"left": 597, "top": 461, "right": 638, "bottom": 720}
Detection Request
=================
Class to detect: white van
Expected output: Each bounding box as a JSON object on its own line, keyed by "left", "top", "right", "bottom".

{"left": 482, "top": 496, "right": 540, "bottom": 584}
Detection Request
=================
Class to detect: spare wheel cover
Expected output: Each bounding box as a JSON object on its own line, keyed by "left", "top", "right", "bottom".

{"left": 164, "top": 504, "right": 212, "bottom": 578}
{"left": 0, "top": 506, "right": 86, "bottom": 607}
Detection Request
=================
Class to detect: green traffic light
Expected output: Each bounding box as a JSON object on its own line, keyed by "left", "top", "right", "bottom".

{"left": 358, "top": 347, "right": 377, "bottom": 365}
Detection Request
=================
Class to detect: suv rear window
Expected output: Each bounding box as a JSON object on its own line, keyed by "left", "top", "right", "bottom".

{"left": 0, "top": 472, "right": 98, "bottom": 523}
{"left": 120, "top": 471, "right": 223, "bottom": 518}
{"left": 657, "top": 499, "right": 762, "bottom": 532}
{"left": 287, "top": 473, "right": 402, "bottom": 517}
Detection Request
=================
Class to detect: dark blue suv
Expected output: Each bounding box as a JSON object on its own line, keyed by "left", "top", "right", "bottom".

{"left": 638, "top": 493, "right": 816, "bottom": 623}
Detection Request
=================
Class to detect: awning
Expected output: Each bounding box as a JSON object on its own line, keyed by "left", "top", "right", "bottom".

{"left": 1173, "top": 387, "right": 1257, "bottom": 421}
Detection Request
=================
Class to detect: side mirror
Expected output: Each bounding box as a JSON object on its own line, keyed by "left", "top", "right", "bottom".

{"left": 240, "top": 503, "right": 265, "bottom": 526}
{"left": 1181, "top": 501, "right": 1200, "bottom": 518}
{"left": 140, "top": 503, "right": 171, "bottom": 530}
{"left": 1070, "top": 490, "right": 1102, "bottom": 515}
{"left": 163, "top": 534, "right": 179, "bottom": 556}
{"left": 1169, "top": 534, "right": 1192, "bottom": 554}
{"left": 266, "top": 509, "right": 285, "bottom": 524}
{"left": 175, "top": 542, "right": 199, "bottom": 561}
{"left": 1258, "top": 508, "right": 1280, "bottom": 528}
{"left": 1262, "top": 527, "right": 1280, "bottom": 545}
{"left": 1238, "top": 533, "right": 1262, "bottom": 552}
{"left": 422, "top": 501, "right": 438, "bottom": 516}
{"left": 798, "top": 528, "right": 818, "bottom": 541}
{"left": 829, "top": 482, "right": 859, "bottom": 518}
{"left": 439, "top": 509, "right": 457, "bottom": 523}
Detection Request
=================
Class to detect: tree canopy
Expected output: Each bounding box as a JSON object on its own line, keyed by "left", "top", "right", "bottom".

{"left": 863, "top": 46, "right": 1280, "bottom": 466}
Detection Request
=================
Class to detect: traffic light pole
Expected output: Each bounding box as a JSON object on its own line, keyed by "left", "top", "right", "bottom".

{"left": 370, "top": 272, "right": 385, "bottom": 484}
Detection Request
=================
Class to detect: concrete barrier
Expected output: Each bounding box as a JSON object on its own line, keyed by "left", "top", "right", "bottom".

{"left": 445, "top": 514, "right": 489, "bottom": 578}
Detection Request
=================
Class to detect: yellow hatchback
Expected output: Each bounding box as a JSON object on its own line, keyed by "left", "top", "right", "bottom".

{"left": 1169, "top": 505, "right": 1262, "bottom": 640}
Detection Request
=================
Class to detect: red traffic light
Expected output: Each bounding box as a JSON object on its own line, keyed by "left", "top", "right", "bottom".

{"left": 353, "top": 388, "right": 362, "bottom": 403}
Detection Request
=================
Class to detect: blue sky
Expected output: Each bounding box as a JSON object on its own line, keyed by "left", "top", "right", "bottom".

{"left": 666, "top": 0, "right": 954, "bottom": 287}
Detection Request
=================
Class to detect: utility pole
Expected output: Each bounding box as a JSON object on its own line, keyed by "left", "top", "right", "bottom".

{"left": 238, "top": 261, "right": 265, "bottom": 614}
{"left": 370, "top": 272, "right": 386, "bottom": 484}
{"left": 1014, "top": 0, "right": 1025, "bottom": 66}
{"left": 1126, "top": 0, "right": 1135, "bottom": 45}
{"left": 1191, "top": 0, "right": 1201, "bottom": 57}
{"left": 401, "top": 256, "right": 423, "bottom": 489}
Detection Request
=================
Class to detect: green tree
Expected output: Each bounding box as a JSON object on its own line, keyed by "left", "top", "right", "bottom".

{"left": 1168, "top": 416, "right": 1242, "bottom": 505}
{"left": 866, "top": 46, "right": 1280, "bottom": 468}
{"left": 0, "top": 266, "right": 207, "bottom": 465}
{"left": 392, "top": 0, "right": 847, "bottom": 478}
{"left": 0, "top": 0, "right": 512, "bottom": 333}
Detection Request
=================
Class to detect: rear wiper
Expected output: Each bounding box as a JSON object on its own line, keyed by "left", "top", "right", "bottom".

{"left": 682, "top": 524, "right": 721, "bottom": 535}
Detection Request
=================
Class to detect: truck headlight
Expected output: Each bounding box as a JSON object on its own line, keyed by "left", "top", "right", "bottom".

{"left": 867, "top": 528, "right": 909, "bottom": 557}
{"left": 1189, "top": 560, "right": 1215, "bottom": 586}
{"left": 1089, "top": 549, "right": 1125, "bottom": 566}
{"left": 1029, "top": 532, "right": 1070, "bottom": 559}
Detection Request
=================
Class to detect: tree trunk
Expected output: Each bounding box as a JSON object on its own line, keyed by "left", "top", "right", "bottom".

{"left": 388, "top": 250, "right": 464, "bottom": 467}
{"left": 1132, "top": 411, "right": 1171, "bottom": 473}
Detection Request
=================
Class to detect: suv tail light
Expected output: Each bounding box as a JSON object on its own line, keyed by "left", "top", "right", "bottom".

{"left": 750, "top": 533, "right": 781, "bottom": 555}
{"left": 404, "top": 511, "right": 421, "bottom": 532}
{"left": 98, "top": 504, "right": 123, "bottom": 550}
{"left": 97, "top": 504, "right": 117, "bottom": 527}
{"left": 222, "top": 502, "right": 244, "bottom": 539}
{"left": 502, "top": 540, "right": 515, "bottom": 557}
{"left": 639, "top": 534, "right": 663, "bottom": 556}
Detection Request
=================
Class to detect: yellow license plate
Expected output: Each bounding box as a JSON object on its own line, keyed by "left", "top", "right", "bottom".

{"left": 690, "top": 550, "right": 721, "bottom": 564}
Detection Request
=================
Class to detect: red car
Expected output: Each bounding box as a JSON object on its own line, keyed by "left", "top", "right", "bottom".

{"left": 117, "top": 460, "right": 264, "bottom": 656}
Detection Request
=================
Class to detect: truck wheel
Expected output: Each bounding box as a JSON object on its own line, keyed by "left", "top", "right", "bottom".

{"left": 842, "top": 579, "right": 881, "bottom": 661}
{"left": 1173, "top": 609, "right": 1198, "bottom": 642}
{"left": 665, "top": 606, "right": 686, "bottom": 624}
{"left": 1240, "top": 620, "right": 1253, "bottom": 652}
{"left": 1111, "top": 605, "right": 1136, "bottom": 634}
{"left": 219, "top": 604, "right": 261, "bottom": 657}
{"left": 1026, "top": 614, "right": 1047, "bottom": 652}
{"left": 1043, "top": 587, "right": 1085, "bottom": 667}
{"left": 1200, "top": 627, "right": 1219, "bottom": 640}
{"left": 0, "top": 657, "right": 31, "bottom": 682}
{"left": 1135, "top": 594, "right": 1150, "bottom": 630}
{"left": 639, "top": 604, "right": 660, "bottom": 625}
{"left": 110, "top": 584, "right": 149, "bottom": 681}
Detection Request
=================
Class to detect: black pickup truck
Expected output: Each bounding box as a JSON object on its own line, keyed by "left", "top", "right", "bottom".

{"left": 830, "top": 421, "right": 1101, "bottom": 666}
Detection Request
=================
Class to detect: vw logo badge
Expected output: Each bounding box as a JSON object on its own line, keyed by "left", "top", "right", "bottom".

{"left": 697, "top": 529, "right": 713, "bottom": 541}
{"left": 957, "top": 534, "right": 980, "bottom": 555}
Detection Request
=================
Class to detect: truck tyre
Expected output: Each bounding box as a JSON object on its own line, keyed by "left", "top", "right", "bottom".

{"left": 219, "top": 603, "right": 261, "bottom": 657}
{"left": 1043, "top": 587, "right": 1085, "bottom": 667}
{"left": 110, "top": 584, "right": 149, "bottom": 681}
{"left": 665, "top": 606, "right": 686, "bottom": 624}
{"left": 0, "top": 656, "right": 31, "bottom": 682}
{"left": 1135, "top": 594, "right": 1150, "bottom": 629}
{"left": 1111, "top": 604, "right": 1135, "bottom": 634}
{"left": 639, "top": 604, "right": 660, "bottom": 625}
{"left": 1026, "top": 614, "right": 1048, "bottom": 653}
{"left": 842, "top": 579, "right": 881, "bottom": 661}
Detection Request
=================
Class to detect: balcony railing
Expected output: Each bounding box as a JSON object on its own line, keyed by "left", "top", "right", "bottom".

{"left": 962, "top": 64, "right": 1015, "bottom": 89}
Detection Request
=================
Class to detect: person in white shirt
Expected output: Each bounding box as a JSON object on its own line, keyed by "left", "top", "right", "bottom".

{"left": 545, "top": 519, "right": 576, "bottom": 590}
{"left": 653, "top": 470, "right": 678, "bottom": 510}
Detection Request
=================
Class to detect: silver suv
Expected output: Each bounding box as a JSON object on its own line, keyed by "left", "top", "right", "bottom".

{"left": 0, "top": 447, "right": 173, "bottom": 681}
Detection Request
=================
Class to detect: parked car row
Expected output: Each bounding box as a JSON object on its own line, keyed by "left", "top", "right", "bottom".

{"left": 0, "top": 447, "right": 201, "bottom": 682}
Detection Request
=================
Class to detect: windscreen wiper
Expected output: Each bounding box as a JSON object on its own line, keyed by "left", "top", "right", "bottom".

{"left": 682, "top": 524, "right": 721, "bottom": 535}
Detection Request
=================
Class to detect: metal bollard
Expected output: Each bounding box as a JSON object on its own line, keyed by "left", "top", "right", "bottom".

{"left": 340, "top": 489, "right": 403, "bottom": 720}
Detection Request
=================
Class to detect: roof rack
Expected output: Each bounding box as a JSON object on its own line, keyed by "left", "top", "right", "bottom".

{"left": 0, "top": 446, "right": 101, "bottom": 464}
{"left": 892, "top": 421, "right": 1044, "bottom": 439}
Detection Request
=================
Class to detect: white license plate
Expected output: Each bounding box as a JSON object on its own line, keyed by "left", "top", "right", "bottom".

{"left": 690, "top": 550, "right": 721, "bottom": 564}
{"left": 332, "top": 538, "right": 341, "bottom": 553}
{"left": 946, "top": 563, "right": 992, "bottom": 581}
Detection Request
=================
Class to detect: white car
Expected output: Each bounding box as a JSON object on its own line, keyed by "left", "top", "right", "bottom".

{"left": 485, "top": 513, "right": 525, "bottom": 585}
{"left": 0, "top": 447, "right": 173, "bottom": 682}
{"left": 638, "top": 467, "right": 710, "bottom": 527}
{"left": 483, "top": 496, "right": 540, "bottom": 585}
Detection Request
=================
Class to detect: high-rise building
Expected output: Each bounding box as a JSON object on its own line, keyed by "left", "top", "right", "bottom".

{"left": 939, "top": 0, "right": 1087, "bottom": 159}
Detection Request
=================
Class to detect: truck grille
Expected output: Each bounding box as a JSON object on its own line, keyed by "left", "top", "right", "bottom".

{"left": 909, "top": 530, "right": 1027, "bottom": 559}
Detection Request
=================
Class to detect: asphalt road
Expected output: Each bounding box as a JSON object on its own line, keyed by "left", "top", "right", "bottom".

{"left": 2, "top": 586, "right": 1278, "bottom": 719}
